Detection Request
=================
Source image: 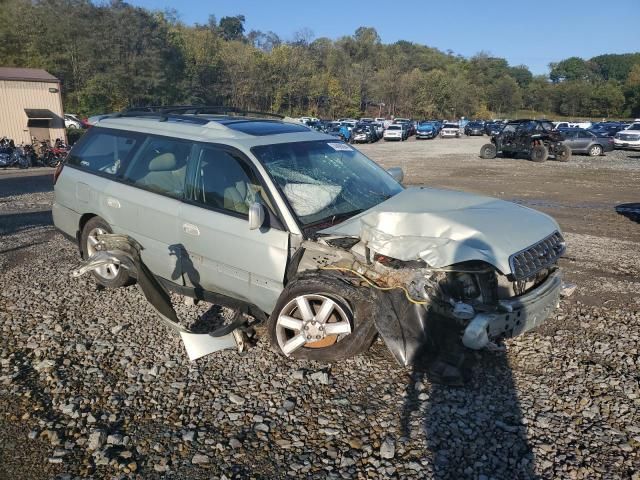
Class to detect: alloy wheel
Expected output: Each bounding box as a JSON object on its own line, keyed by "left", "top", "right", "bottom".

{"left": 275, "top": 294, "right": 352, "bottom": 355}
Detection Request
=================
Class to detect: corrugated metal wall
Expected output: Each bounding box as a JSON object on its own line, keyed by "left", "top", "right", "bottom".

{"left": 0, "top": 80, "right": 66, "bottom": 145}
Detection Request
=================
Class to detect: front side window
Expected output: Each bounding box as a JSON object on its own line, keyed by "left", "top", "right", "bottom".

{"left": 189, "top": 146, "right": 270, "bottom": 216}
{"left": 123, "top": 136, "right": 191, "bottom": 199}
{"left": 253, "top": 141, "right": 403, "bottom": 229}
{"left": 67, "top": 129, "right": 138, "bottom": 176}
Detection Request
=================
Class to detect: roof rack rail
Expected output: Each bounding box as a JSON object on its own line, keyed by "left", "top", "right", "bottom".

{"left": 112, "top": 111, "right": 211, "bottom": 125}
{"left": 124, "top": 105, "right": 284, "bottom": 120}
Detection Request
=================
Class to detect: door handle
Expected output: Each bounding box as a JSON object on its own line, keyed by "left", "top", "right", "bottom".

{"left": 183, "top": 223, "right": 200, "bottom": 236}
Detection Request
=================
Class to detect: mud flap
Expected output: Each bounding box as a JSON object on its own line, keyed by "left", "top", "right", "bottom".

{"left": 71, "top": 234, "right": 243, "bottom": 361}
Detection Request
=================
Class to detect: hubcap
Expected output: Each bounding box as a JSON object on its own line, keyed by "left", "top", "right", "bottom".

{"left": 275, "top": 294, "right": 352, "bottom": 356}
{"left": 592, "top": 146, "right": 601, "bottom": 155}
{"left": 86, "top": 227, "right": 118, "bottom": 280}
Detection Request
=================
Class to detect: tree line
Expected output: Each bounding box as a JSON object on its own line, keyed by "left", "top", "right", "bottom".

{"left": 2, "top": 0, "right": 639, "bottom": 119}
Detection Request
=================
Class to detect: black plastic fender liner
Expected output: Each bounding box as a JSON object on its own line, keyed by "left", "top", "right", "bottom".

{"left": 375, "top": 290, "right": 431, "bottom": 366}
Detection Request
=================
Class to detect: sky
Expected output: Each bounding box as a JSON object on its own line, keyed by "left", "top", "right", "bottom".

{"left": 128, "top": 0, "right": 640, "bottom": 75}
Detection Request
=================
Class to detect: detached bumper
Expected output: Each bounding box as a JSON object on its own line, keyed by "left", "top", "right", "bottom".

{"left": 462, "top": 271, "right": 563, "bottom": 349}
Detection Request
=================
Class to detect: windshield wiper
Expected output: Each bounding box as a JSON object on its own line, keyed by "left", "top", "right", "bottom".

{"left": 304, "top": 209, "right": 365, "bottom": 230}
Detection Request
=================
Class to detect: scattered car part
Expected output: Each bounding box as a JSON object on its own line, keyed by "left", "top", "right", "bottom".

{"left": 71, "top": 233, "right": 249, "bottom": 361}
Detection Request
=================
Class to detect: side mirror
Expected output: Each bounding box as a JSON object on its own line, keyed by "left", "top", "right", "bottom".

{"left": 248, "top": 202, "right": 265, "bottom": 230}
{"left": 387, "top": 167, "right": 404, "bottom": 184}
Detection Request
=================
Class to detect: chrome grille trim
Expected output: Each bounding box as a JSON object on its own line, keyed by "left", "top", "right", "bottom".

{"left": 509, "top": 231, "right": 566, "bottom": 280}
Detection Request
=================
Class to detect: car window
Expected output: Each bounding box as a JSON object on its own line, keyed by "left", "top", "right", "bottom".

{"left": 67, "top": 129, "right": 138, "bottom": 176}
{"left": 578, "top": 131, "right": 592, "bottom": 138}
{"left": 123, "top": 136, "right": 191, "bottom": 199}
{"left": 253, "top": 140, "right": 403, "bottom": 228}
{"left": 189, "top": 145, "right": 272, "bottom": 217}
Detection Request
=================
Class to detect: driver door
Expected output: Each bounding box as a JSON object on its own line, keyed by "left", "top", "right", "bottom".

{"left": 178, "top": 144, "right": 290, "bottom": 313}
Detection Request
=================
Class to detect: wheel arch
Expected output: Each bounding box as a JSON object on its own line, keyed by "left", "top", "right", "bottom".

{"left": 78, "top": 213, "right": 97, "bottom": 240}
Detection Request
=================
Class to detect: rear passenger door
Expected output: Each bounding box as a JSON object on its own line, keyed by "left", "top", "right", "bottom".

{"left": 574, "top": 131, "right": 593, "bottom": 152}
{"left": 561, "top": 131, "right": 579, "bottom": 151}
{"left": 105, "top": 135, "right": 192, "bottom": 281}
{"left": 179, "top": 144, "right": 289, "bottom": 313}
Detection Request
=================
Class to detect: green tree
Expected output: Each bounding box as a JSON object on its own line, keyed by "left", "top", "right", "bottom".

{"left": 218, "top": 15, "right": 245, "bottom": 41}
{"left": 549, "top": 57, "right": 592, "bottom": 83}
{"left": 487, "top": 76, "right": 522, "bottom": 115}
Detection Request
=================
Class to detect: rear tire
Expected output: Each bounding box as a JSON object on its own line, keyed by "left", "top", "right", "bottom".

{"left": 80, "top": 217, "right": 132, "bottom": 288}
{"left": 267, "top": 272, "right": 378, "bottom": 362}
{"left": 588, "top": 144, "right": 602, "bottom": 157}
{"left": 480, "top": 143, "right": 497, "bottom": 159}
{"left": 530, "top": 145, "right": 548, "bottom": 162}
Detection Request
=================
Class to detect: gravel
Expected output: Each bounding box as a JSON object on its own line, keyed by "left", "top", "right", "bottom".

{"left": 0, "top": 145, "right": 639, "bottom": 479}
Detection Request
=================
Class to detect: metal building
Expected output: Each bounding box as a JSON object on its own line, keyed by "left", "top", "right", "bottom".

{"left": 0, "top": 67, "right": 66, "bottom": 145}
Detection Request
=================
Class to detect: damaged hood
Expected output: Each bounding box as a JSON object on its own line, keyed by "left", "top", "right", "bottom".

{"left": 319, "top": 187, "right": 560, "bottom": 275}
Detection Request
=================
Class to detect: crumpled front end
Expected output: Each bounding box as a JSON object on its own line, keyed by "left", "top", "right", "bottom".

{"left": 303, "top": 188, "right": 572, "bottom": 365}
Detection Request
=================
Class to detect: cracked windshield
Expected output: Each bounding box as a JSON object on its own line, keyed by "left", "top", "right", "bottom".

{"left": 253, "top": 140, "right": 403, "bottom": 228}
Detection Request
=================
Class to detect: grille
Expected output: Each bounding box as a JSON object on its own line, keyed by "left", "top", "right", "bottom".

{"left": 619, "top": 134, "right": 640, "bottom": 141}
{"left": 509, "top": 231, "right": 566, "bottom": 280}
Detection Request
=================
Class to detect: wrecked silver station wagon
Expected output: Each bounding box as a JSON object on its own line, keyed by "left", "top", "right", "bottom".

{"left": 54, "top": 107, "right": 569, "bottom": 367}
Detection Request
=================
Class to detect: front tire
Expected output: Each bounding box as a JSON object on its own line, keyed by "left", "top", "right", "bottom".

{"left": 80, "top": 216, "right": 132, "bottom": 288}
{"left": 267, "top": 272, "right": 378, "bottom": 362}
{"left": 480, "top": 143, "right": 497, "bottom": 159}
{"left": 555, "top": 144, "right": 572, "bottom": 162}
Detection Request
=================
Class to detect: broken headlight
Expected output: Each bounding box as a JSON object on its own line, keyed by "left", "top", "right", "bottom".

{"left": 436, "top": 262, "right": 497, "bottom": 306}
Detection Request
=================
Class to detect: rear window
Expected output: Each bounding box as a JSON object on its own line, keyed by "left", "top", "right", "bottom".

{"left": 67, "top": 129, "right": 139, "bottom": 176}
{"left": 387, "top": 125, "right": 401, "bottom": 130}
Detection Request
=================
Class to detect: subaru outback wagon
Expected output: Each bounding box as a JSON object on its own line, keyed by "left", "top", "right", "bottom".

{"left": 54, "top": 107, "right": 568, "bottom": 366}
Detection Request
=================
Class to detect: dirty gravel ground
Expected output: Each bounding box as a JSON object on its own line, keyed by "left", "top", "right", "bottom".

{"left": 0, "top": 138, "right": 638, "bottom": 479}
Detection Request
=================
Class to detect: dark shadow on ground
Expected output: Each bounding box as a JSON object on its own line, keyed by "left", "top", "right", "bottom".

{"left": 0, "top": 210, "right": 53, "bottom": 235}
{"left": 615, "top": 203, "right": 640, "bottom": 224}
{"left": 401, "top": 348, "right": 537, "bottom": 479}
{"left": 0, "top": 173, "right": 53, "bottom": 198}
{"left": 0, "top": 240, "right": 49, "bottom": 255}
{"left": 397, "top": 234, "right": 537, "bottom": 479}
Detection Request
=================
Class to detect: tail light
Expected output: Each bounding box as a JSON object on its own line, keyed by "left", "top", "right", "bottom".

{"left": 53, "top": 163, "right": 64, "bottom": 185}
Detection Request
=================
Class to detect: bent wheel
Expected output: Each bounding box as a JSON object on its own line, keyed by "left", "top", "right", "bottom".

{"left": 81, "top": 217, "right": 132, "bottom": 288}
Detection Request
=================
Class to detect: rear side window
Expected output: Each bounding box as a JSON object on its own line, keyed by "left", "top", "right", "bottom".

{"left": 67, "top": 129, "right": 138, "bottom": 176}
{"left": 123, "top": 136, "right": 192, "bottom": 199}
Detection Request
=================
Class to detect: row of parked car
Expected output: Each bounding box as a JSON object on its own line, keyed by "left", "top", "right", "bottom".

{"left": 301, "top": 117, "right": 473, "bottom": 142}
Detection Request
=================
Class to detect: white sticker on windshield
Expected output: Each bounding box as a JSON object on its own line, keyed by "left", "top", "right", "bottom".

{"left": 327, "top": 142, "right": 353, "bottom": 152}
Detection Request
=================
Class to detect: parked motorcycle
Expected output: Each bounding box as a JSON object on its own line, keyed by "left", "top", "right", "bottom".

{"left": 39, "top": 139, "right": 67, "bottom": 167}
{"left": 0, "top": 138, "right": 30, "bottom": 169}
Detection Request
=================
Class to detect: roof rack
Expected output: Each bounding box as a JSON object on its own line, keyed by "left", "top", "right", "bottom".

{"left": 113, "top": 111, "right": 211, "bottom": 125}
{"left": 123, "top": 105, "right": 284, "bottom": 120}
